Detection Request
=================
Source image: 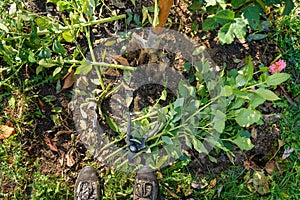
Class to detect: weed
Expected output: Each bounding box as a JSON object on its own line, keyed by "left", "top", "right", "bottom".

{"left": 187, "top": 0, "right": 295, "bottom": 44}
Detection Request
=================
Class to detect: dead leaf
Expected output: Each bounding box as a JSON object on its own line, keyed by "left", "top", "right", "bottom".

{"left": 278, "top": 139, "right": 284, "bottom": 148}
{"left": 282, "top": 147, "right": 294, "bottom": 160}
{"left": 62, "top": 70, "right": 75, "bottom": 90}
{"left": 253, "top": 170, "right": 270, "bottom": 195}
{"left": 44, "top": 137, "right": 58, "bottom": 152}
{"left": 264, "top": 160, "right": 275, "bottom": 175}
{"left": 5, "top": 121, "right": 13, "bottom": 127}
{"left": 66, "top": 149, "right": 75, "bottom": 167}
{"left": 208, "top": 178, "right": 216, "bottom": 189}
{"left": 176, "top": 185, "right": 181, "bottom": 193}
{"left": 0, "top": 124, "right": 15, "bottom": 140}
{"left": 55, "top": 130, "right": 73, "bottom": 137}
{"left": 38, "top": 98, "right": 45, "bottom": 107}
{"left": 275, "top": 161, "right": 282, "bottom": 175}
{"left": 191, "top": 181, "right": 208, "bottom": 190}
{"left": 112, "top": 55, "right": 130, "bottom": 66}
{"left": 244, "top": 160, "right": 252, "bottom": 170}
{"left": 251, "top": 128, "right": 257, "bottom": 139}
{"left": 244, "top": 159, "right": 260, "bottom": 171}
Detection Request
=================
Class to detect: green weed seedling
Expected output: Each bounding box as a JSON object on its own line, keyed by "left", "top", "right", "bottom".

{"left": 187, "top": 0, "right": 295, "bottom": 44}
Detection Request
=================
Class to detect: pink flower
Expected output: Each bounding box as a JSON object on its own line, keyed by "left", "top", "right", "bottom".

{"left": 269, "top": 60, "right": 286, "bottom": 74}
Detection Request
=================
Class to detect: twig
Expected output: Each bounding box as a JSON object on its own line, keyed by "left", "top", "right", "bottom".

{"left": 160, "top": 182, "right": 181, "bottom": 199}
{"left": 279, "top": 84, "right": 297, "bottom": 106}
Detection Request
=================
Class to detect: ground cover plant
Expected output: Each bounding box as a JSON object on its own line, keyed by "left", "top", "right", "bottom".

{"left": 0, "top": 0, "right": 299, "bottom": 199}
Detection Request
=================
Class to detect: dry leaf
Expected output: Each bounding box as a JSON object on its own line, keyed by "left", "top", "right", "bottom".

{"left": 244, "top": 160, "right": 252, "bottom": 170}
{"left": 208, "top": 178, "right": 217, "bottom": 189}
{"left": 112, "top": 55, "right": 130, "bottom": 66}
{"left": 176, "top": 185, "right": 181, "bottom": 193}
{"left": 251, "top": 128, "right": 257, "bottom": 139}
{"left": 244, "top": 160, "right": 260, "bottom": 171}
{"left": 253, "top": 170, "right": 270, "bottom": 195}
{"left": 55, "top": 130, "right": 73, "bottom": 137}
{"left": 278, "top": 139, "right": 284, "bottom": 148}
{"left": 0, "top": 125, "right": 15, "bottom": 140}
{"left": 191, "top": 181, "right": 208, "bottom": 190}
{"left": 44, "top": 137, "right": 58, "bottom": 152}
{"left": 5, "top": 121, "right": 13, "bottom": 127}
{"left": 264, "top": 160, "right": 275, "bottom": 175}
{"left": 62, "top": 70, "right": 75, "bottom": 90}
{"left": 66, "top": 149, "right": 75, "bottom": 167}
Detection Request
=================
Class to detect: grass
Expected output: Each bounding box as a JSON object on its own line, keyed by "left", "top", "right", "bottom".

{"left": 0, "top": 0, "right": 299, "bottom": 199}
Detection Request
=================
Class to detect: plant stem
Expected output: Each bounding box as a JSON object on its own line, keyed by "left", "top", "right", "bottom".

{"left": 4, "top": 15, "right": 127, "bottom": 40}
{"left": 64, "top": 60, "right": 135, "bottom": 71}
{"left": 84, "top": 26, "right": 105, "bottom": 90}
{"left": 37, "top": 15, "right": 126, "bottom": 36}
{"left": 0, "top": 64, "right": 24, "bottom": 87}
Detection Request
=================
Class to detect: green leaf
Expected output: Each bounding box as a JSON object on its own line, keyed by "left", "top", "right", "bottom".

{"left": 75, "top": 60, "right": 92, "bottom": 75}
{"left": 218, "top": 18, "right": 247, "bottom": 44}
{"left": 52, "top": 40, "right": 67, "bottom": 55}
{"left": 202, "top": 17, "right": 218, "bottom": 31}
{"left": 62, "top": 31, "right": 74, "bottom": 42}
{"left": 215, "top": 10, "right": 235, "bottom": 25}
{"left": 235, "top": 108, "right": 261, "bottom": 127}
{"left": 233, "top": 90, "right": 250, "bottom": 99}
{"left": 254, "top": 88, "right": 280, "bottom": 101}
{"left": 154, "top": 155, "right": 169, "bottom": 169}
{"left": 248, "top": 94, "right": 265, "bottom": 108}
{"left": 104, "top": 114, "right": 119, "bottom": 133}
{"left": 192, "top": 136, "right": 207, "bottom": 154}
{"left": 162, "top": 136, "right": 173, "bottom": 145}
{"left": 130, "top": 0, "right": 136, "bottom": 7}
{"left": 212, "top": 110, "right": 226, "bottom": 133}
{"left": 220, "top": 85, "right": 233, "bottom": 97}
{"left": 231, "top": 18, "right": 247, "bottom": 39}
{"left": 188, "top": 0, "right": 204, "bottom": 12}
{"left": 123, "top": 70, "right": 132, "bottom": 84}
{"left": 242, "top": 55, "right": 254, "bottom": 81}
{"left": 231, "top": 97, "right": 245, "bottom": 109}
{"left": 174, "top": 97, "right": 184, "bottom": 109}
{"left": 53, "top": 66, "right": 63, "bottom": 77}
{"left": 236, "top": 74, "right": 247, "bottom": 86}
{"left": 218, "top": 23, "right": 234, "bottom": 44}
{"left": 36, "top": 65, "right": 43, "bottom": 75}
{"left": 35, "top": 17, "right": 50, "bottom": 31}
{"left": 266, "top": 73, "right": 290, "bottom": 86}
{"left": 231, "top": 0, "right": 245, "bottom": 9}
{"left": 247, "top": 33, "right": 268, "bottom": 41}
{"left": 230, "top": 134, "right": 254, "bottom": 150}
{"left": 192, "top": 46, "right": 205, "bottom": 56}
{"left": 38, "top": 48, "right": 52, "bottom": 59}
{"left": 282, "top": 0, "right": 295, "bottom": 16}
{"left": 243, "top": 5, "right": 261, "bottom": 30}
{"left": 178, "top": 80, "right": 196, "bottom": 97}
{"left": 0, "top": 23, "right": 9, "bottom": 33}
{"left": 38, "top": 59, "right": 55, "bottom": 68}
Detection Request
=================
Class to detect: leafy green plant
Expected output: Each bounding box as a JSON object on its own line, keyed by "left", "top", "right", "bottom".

{"left": 187, "top": 0, "right": 295, "bottom": 44}
{"left": 105, "top": 52, "right": 290, "bottom": 168}
{"left": 273, "top": 7, "right": 300, "bottom": 74}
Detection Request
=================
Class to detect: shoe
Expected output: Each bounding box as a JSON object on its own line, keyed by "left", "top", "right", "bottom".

{"left": 74, "top": 166, "right": 101, "bottom": 200}
{"left": 134, "top": 166, "right": 158, "bottom": 200}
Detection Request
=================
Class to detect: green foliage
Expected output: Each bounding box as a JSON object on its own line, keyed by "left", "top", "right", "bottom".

{"left": 274, "top": 8, "right": 300, "bottom": 74}
{"left": 0, "top": 138, "right": 71, "bottom": 199}
{"left": 189, "top": 0, "right": 295, "bottom": 44}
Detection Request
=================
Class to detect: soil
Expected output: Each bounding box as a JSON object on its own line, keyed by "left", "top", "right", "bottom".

{"left": 2, "top": 0, "right": 287, "bottom": 195}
